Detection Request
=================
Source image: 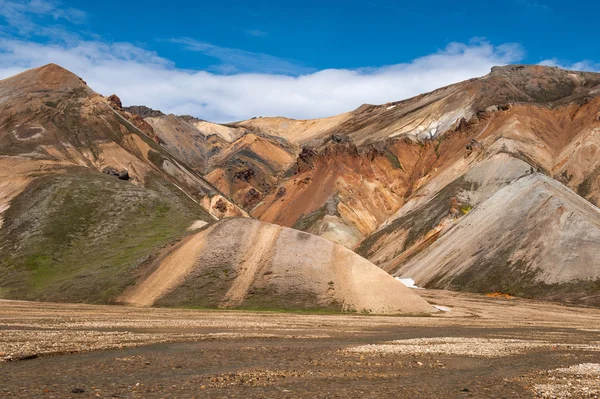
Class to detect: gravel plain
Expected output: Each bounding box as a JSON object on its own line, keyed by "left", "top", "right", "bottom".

{"left": 1, "top": 290, "right": 600, "bottom": 398}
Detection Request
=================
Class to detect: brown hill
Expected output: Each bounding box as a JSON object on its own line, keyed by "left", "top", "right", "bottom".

{"left": 118, "top": 218, "right": 432, "bottom": 314}
{"left": 0, "top": 64, "right": 246, "bottom": 304}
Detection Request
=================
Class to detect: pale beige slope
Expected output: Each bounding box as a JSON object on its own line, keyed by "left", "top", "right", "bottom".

{"left": 191, "top": 120, "right": 247, "bottom": 142}
{"left": 233, "top": 113, "right": 352, "bottom": 144}
{"left": 120, "top": 218, "right": 432, "bottom": 314}
{"left": 219, "top": 223, "right": 281, "bottom": 308}
{"left": 395, "top": 173, "right": 600, "bottom": 304}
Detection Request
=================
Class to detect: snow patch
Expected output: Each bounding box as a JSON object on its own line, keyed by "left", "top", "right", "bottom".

{"left": 395, "top": 277, "right": 423, "bottom": 289}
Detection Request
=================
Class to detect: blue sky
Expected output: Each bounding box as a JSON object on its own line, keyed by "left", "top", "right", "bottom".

{"left": 0, "top": 0, "right": 598, "bottom": 121}
{"left": 79, "top": 0, "right": 598, "bottom": 72}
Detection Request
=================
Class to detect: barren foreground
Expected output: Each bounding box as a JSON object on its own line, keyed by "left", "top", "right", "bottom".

{"left": 1, "top": 291, "right": 600, "bottom": 398}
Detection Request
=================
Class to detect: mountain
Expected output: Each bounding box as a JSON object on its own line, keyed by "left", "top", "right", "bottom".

{"left": 0, "top": 64, "right": 248, "bottom": 303}
{"left": 394, "top": 173, "right": 600, "bottom": 306}
{"left": 0, "top": 64, "right": 432, "bottom": 314}
{"left": 3, "top": 62, "right": 600, "bottom": 308}
{"left": 128, "top": 64, "right": 600, "bottom": 305}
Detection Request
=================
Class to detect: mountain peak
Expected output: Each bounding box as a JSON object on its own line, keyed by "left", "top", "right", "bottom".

{"left": 1, "top": 63, "right": 90, "bottom": 94}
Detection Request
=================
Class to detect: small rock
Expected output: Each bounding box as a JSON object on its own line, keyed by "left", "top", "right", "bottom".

{"left": 71, "top": 388, "right": 85, "bottom": 393}
{"left": 465, "top": 139, "right": 481, "bottom": 156}
{"left": 331, "top": 134, "right": 350, "bottom": 143}
{"left": 276, "top": 187, "right": 287, "bottom": 198}
{"left": 214, "top": 198, "right": 228, "bottom": 213}
{"left": 102, "top": 166, "right": 119, "bottom": 176}
{"left": 454, "top": 117, "right": 469, "bottom": 132}
{"left": 244, "top": 188, "right": 261, "bottom": 209}
{"left": 117, "top": 169, "right": 129, "bottom": 181}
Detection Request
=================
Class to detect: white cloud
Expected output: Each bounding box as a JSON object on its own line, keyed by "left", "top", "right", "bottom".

{"left": 539, "top": 58, "right": 600, "bottom": 72}
{"left": 0, "top": 1, "right": 529, "bottom": 121}
{"left": 0, "top": 0, "right": 86, "bottom": 35}
{"left": 0, "top": 36, "right": 529, "bottom": 122}
{"left": 170, "top": 38, "right": 312, "bottom": 75}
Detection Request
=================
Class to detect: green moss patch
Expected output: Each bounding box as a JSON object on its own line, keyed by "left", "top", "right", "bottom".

{"left": 0, "top": 169, "right": 211, "bottom": 304}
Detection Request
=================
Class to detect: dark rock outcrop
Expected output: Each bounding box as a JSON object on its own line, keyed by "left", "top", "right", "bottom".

{"left": 465, "top": 139, "right": 481, "bottom": 156}
{"left": 107, "top": 94, "right": 122, "bottom": 109}
{"left": 454, "top": 117, "right": 469, "bottom": 132}
{"left": 296, "top": 148, "right": 317, "bottom": 173}
{"left": 276, "top": 187, "right": 287, "bottom": 198}
{"left": 214, "top": 198, "right": 228, "bottom": 213}
{"left": 123, "top": 105, "right": 165, "bottom": 118}
{"left": 234, "top": 168, "right": 255, "bottom": 182}
{"left": 102, "top": 166, "right": 129, "bottom": 180}
{"left": 244, "top": 188, "right": 261, "bottom": 209}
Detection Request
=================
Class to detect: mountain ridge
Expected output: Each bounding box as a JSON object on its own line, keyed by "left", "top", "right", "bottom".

{"left": 2, "top": 62, "right": 600, "bottom": 308}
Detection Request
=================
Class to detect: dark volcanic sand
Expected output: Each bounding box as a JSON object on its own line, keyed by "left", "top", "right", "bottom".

{"left": 1, "top": 290, "right": 599, "bottom": 398}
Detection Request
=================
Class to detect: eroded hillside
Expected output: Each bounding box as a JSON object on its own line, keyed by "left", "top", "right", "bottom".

{"left": 0, "top": 64, "right": 434, "bottom": 314}
{"left": 118, "top": 218, "right": 432, "bottom": 314}
{"left": 0, "top": 65, "right": 242, "bottom": 304}
{"left": 3, "top": 63, "right": 600, "bottom": 308}
{"left": 129, "top": 64, "right": 600, "bottom": 305}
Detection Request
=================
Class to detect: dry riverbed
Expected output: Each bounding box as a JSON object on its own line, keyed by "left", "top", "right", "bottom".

{"left": 1, "top": 290, "right": 600, "bottom": 398}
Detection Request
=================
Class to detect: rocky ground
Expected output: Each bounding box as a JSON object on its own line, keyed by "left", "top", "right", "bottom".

{"left": 1, "top": 290, "right": 600, "bottom": 398}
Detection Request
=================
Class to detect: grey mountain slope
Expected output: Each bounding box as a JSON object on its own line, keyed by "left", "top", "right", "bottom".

{"left": 395, "top": 173, "right": 600, "bottom": 305}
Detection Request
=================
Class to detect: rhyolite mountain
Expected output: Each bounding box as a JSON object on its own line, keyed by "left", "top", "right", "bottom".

{"left": 131, "top": 64, "right": 600, "bottom": 306}
{"left": 2, "top": 63, "right": 600, "bottom": 309}
{"left": 0, "top": 64, "right": 431, "bottom": 314}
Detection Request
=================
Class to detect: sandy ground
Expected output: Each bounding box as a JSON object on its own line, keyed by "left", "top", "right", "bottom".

{"left": 1, "top": 290, "right": 600, "bottom": 398}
